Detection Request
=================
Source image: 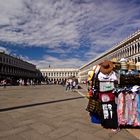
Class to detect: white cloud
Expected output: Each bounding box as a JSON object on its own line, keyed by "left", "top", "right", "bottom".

{"left": 0, "top": 0, "right": 140, "bottom": 68}
{"left": 0, "top": 46, "right": 11, "bottom": 54}
{"left": 28, "top": 55, "right": 86, "bottom": 69}
{"left": 0, "top": 0, "right": 81, "bottom": 48}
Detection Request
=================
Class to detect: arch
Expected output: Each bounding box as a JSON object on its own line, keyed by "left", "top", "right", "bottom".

{"left": 135, "top": 44, "right": 137, "bottom": 53}
{"left": 123, "top": 49, "right": 126, "bottom": 57}
{"left": 129, "top": 46, "right": 131, "bottom": 56}
{"left": 132, "top": 45, "right": 134, "bottom": 55}
{"left": 135, "top": 58, "right": 137, "bottom": 63}
{"left": 138, "top": 42, "right": 140, "bottom": 52}
{"left": 138, "top": 56, "right": 140, "bottom": 62}
{"left": 126, "top": 48, "right": 129, "bottom": 57}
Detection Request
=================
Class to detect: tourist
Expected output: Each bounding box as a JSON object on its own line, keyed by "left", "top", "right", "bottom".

{"left": 72, "top": 80, "right": 76, "bottom": 91}
{"left": 65, "top": 79, "right": 70, "bottom": 91}
{"left": 2, "top": 79, "right": 7, "bottom": 88}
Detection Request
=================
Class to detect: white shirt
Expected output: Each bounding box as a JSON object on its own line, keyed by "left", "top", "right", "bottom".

{"left": 98, "top": 71, "right": 118, "bottom": 81}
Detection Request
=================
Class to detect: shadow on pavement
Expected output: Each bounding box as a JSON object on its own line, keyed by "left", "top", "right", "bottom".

{"left": 0, "top": 96, "right": 84, "bottom": 112}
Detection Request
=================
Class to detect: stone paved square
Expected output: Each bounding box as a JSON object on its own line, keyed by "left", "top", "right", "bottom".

{"left": 0, "top": 85, "right": 139, "bottom": 140}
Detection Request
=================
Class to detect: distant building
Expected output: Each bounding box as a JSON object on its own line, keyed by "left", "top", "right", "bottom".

{"left": 0, "top": 51, "right": 42, "bottom": 85}
{"left": 40, "top": 68, "right": 79, "bottom": 83}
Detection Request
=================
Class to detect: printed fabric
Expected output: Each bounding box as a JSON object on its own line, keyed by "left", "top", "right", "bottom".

{"left": 134, "top": 94, "right": 140, "bottom": 126}
{"left": 117, "top": 91, "right": 140, "bottom": 126}
{"left": 124, "top": 93, "right": 134, "bottom": 125}
{"left": 99, "top": 92, "right": 118, "bottom": 129}
{"left": 117, "top": 92, "right": 126, "bottom": 125}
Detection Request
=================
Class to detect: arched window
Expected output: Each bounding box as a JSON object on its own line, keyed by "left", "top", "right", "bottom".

{"left": 127, "top": 48, "right": 129, "bottom": 56}
{"left": 130, "top": 47, "right": 132, "bottom": 55}
{"left": 132, "top": 45, "right": 134, "bottom": 54}
{"left": 135, "top": 44, "right": 137, "bottom": 53}
{"left": 135, "top": 58, "right": 137, "bottom": 63}
{"left": 138, "top": 56, "right": 140, "bottom": 62}
{"left": 138, "top": 42, "right": 140, "bottom": 52}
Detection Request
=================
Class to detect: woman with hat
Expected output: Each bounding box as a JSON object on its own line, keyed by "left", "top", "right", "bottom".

{"left": 97, "top": 60, "right": 119, "bottom": 131}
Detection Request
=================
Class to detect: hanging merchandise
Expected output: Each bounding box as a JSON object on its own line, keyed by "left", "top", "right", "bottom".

{"left": 134, "top": 92, "right": 140, "bottom": 126}
{"left": 128, "top": 60, "right": 136, "bottom": 70}
{"left": 85, "top": 58, "right": 140, "bottom": 129}
{"left": 117, "top": 88, "right": 134, "bottom": 126}
{"left": 111, "top": 58, "right": 120, "bottom": 70}
{"left": 119, "top": 59, "right": 140, "bottom": 87}
{"left": 113, "top": 58, "right": 140, "bottom": 128}
{"left": 86, "top": 65, "right": 101, "bottom": 124}
{"left": 98, "top": 60, "right": 118, "bottom": 129}
{"left": 131, "top": 86, "right": 140, "bottom": 126}
{"left": 86, "top": 96, "right": 101, "bottom": 114}
{"left": 117, "top": 86, "right": 140, "bottom": 127}
{"left": 136, "top": 62, "right": 140, "bottom": 71}
{"left": 99, "top": 81, "right": 114, "bottom": 92}
{"left": 120, "top": 58, "right": 128, "bottom": 70}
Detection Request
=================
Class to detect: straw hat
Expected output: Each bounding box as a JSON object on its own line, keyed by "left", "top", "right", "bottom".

{"left": 100, "top": 60, "right": 114, "bottom": 74}
{"left": 136, "top": 62, "right": 140, "bottom": 70}
{"left": 111, "top": 58, "right": 121, "bottom": 70}
{"left": 111, "top": 58, "right": 118, "bottom": 63}
{"left": 128, "top": 60, "right": 136, "bottom": 70}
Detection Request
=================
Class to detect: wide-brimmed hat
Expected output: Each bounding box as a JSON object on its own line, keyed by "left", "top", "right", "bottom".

{"left": 100, "top": 60, "right": 114, "bottom": 74}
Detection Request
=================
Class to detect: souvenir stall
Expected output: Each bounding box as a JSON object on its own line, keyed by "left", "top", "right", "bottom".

{"left": 97, "top": 60, "right": 118, "bottom": 130}
{"left": 113, "top": 59, "right": 140, "bottom": 127}
{"left": 119, "top": 59, "right": 140, "bottom": 87}
{"left": 86, "top": 58, "right": 140, "bottom": 130}
{"left": 86, "top": 61, "right": 119, "bottom": 130}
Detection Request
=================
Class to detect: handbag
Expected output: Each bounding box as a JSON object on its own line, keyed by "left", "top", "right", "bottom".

{"left": 86, "top": 97, "right": 101, "bottom": 114}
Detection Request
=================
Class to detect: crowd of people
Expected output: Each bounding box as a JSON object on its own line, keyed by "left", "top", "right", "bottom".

{"left": 0, "top": 79, "right": 7, "bottom": 88}
{"left": 0, "top": 78, "right": 42, "bottom": 88}
{"left": 0, "top": 77, "right": 79, "bottom": 90}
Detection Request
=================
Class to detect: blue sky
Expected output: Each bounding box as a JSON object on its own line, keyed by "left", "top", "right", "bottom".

{"left": 0, "top": 0, "right": 140, "bottom": 68}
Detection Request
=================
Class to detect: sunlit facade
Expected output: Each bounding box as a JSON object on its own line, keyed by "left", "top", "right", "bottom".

{"left": 40, "top": 68, "right": 79, "bottom": 83}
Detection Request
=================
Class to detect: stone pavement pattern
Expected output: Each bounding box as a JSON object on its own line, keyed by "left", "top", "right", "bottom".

{"left": 0, "top": 85, "right": 139, "bottom": 140}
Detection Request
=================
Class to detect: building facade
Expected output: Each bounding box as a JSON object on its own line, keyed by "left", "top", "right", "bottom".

{"left": 0, "top": 51, "right": 42, "bottom": 85}
{"left": 40, "top": 68, "right": 79, "bottom": 84}
{"left": 78, "top": 30, "right": 140, "bottom": 83}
